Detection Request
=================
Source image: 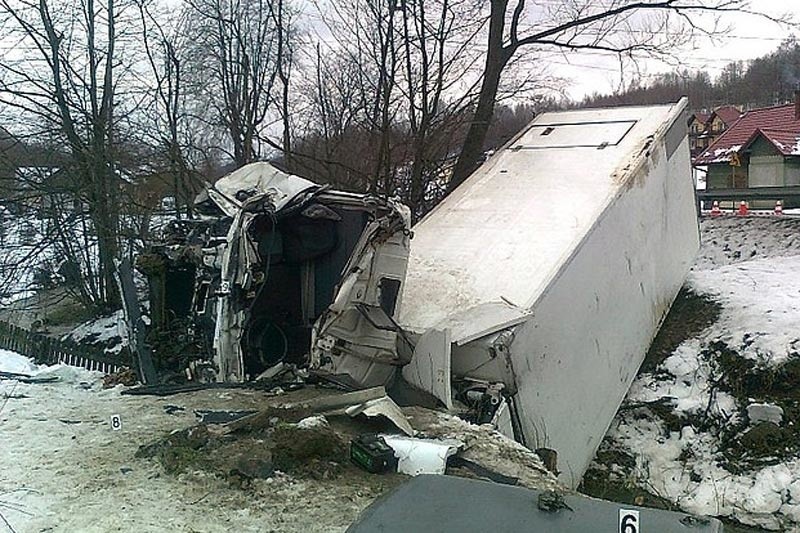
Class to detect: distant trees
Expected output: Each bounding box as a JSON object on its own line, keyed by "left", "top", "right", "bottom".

{"left": 287, "top": 0, "right": 554, "bottom": 219}
{"left": 583, "top": 38, "right": 800, "bottom": 111}
{"left": 182, "top": 0, "right": 296, "bottom": 166}
{"left": 289, "top": 0, "right": 487, "bottom": 217}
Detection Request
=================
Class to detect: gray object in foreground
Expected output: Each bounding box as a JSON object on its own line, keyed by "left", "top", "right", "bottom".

{"left": 347, "top": 475, "right": 723, "bottom": 533}
{"left": 115, "top": 257, "right": 157, "bottom": 384}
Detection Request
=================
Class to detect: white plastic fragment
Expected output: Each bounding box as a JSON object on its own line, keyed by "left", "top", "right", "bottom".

{"left": 296, "top": 415, "right": 328, "bottom": 429}
{"left": 746, "top": 403, "right": 784, "bottom": 426}
{"left": 380, "top": 435, "right": 463, "bottom": 476}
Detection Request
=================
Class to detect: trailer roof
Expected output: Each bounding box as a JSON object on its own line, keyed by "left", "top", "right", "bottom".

{"left": 399, "top": 100, "right": 688, "bottom": 337}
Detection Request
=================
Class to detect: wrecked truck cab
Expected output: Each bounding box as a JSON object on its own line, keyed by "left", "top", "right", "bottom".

{"left": 142, "top": 162, "right": 411, "bottom": 383}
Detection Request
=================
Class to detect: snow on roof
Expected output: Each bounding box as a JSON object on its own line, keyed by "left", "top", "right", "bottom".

{"left": 399, "top": 100, "right": 688, "bottom": 333}
{"left": 741, "top": 128, "right": 800, "bottom": 156}
{"left": 695, "top": 104, "right": 800, "bottom": 165}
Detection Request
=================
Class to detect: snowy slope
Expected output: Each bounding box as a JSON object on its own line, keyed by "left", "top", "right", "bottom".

{"left": 586, "top": 216, "right": 800, "bottom": 531}
{"left": 691, "top": 256, "right": 800, "bottom": 366}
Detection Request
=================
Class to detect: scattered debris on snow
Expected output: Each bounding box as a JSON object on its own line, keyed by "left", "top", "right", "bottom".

{"left": 0, "top": 347, "right": 560, "bottom": 532}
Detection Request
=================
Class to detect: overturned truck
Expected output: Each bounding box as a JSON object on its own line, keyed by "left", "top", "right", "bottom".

{"left": 143, "top": 98, "right": 699, "bottom": 487}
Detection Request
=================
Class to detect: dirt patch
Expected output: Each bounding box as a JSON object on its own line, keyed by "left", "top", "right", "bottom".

{"left": 640, "top": 287, "right": 721, "bottom": 374}
{"left": 271, "top": 424, "right": 347, "bottom": 479}
{"left": 579, "top": 440, "right": 677, "bottom": 511}
{"left": 702, "top": 341, "right": 800, "bottom": 472}
{"left": 136, "top": 409, "right": 402, "bottom": 491}
{"left": 696, "top": 216, "right": 800, "bottom": 270}
{"left": 136, "top": 424, "right": 212, "bottom": 474}
{"left": 711, "top": 341, "right": 800, "bottom": 401}
{"left": 103, "top": 367, "right": 138, "bottom": 388}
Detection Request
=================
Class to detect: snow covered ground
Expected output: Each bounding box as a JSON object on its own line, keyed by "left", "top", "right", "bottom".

{"left": 0, "top": 207, "right": 168, "bottom": 307}
{"left": 0, "top": 352, "right": 388, "bottom": 532}
{"left": 587, "top": 215, "right": 800, "bottom": 530}
{"left": 0, "top": 350, "right": 558, "bottom": 532}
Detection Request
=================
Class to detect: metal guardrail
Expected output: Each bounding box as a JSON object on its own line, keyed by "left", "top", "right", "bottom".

{"left": 697, "top": 186, "right": 800, "bottom": 201}
{"left": 0, "top": 320, "right": 130, "bottom": 373}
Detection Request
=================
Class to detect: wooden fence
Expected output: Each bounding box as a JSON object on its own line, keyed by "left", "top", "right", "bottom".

{"left": 0, "top": 320, "right": 130, "bottom": 374}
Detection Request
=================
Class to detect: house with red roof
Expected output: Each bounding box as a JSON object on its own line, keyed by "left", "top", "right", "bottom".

{"left": 688, "top": 111, "right": 710, "bottom": 157}
{"left": 694, "top": 100, "right": 800, "bottom": 194}
{"left": 688, "top": 105, "right": 742, "bottom": 158}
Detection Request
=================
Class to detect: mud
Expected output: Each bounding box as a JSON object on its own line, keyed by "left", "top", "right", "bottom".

{"left": 640, "top": 287, "right": 721, "bottom": 374}
{"left": 272, "top": 424, "right": 347, "bottom": 479}
{"left": 706, "top": 341, "right": 800, "bottom": 471}
{"left": 136, "top": 408, "right": 396, "bottom": 489}
{"left": 578, "top": 443, "right": 677, "bottom": 512}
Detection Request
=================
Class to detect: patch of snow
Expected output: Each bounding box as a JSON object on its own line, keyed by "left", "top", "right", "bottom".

{"left": 704, "top": 144, "right": 742, "bottom": 164}
{"left": 65, "top": 310, "right": 128, "bottom": 354}
{"left": 296, "top": 415, "right": 328, "bottom": 429}
{"left": 593, "top": 215, "right": 800, "bottom": 529}
{"left": 0, "top": 349, "right": 39, "bottom": 375}
{"left": 690, "top": 255, "right": 800, "bottom": 365}
{"left": 0, "top": 380, "right": 384, "bottom": 532}
{"left": 0, "top": 348, "right": 103, "bottom": 384}
{"left": 627, "top": 340, "right": 737, "bottom": 419}
{"left": 609, "top": 408, "right": 800, "bottom": 530}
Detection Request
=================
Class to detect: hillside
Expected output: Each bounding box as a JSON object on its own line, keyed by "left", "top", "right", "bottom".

{"left": 581, "top": 38, "right": 800, "bottom": 112}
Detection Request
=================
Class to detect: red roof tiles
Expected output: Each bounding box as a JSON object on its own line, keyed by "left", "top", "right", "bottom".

{"left": 711, "top": 105, "right": 742, "bottom": 127}
{"left": 694, "top": 104, "right": 800, "bottom": 165}
{"left": 689, "top": 112, "right": 709, "bottom": 125}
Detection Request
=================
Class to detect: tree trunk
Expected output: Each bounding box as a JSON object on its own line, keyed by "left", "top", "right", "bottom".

{"left": 448, "top": 0, "right": 511, "bottom": 194}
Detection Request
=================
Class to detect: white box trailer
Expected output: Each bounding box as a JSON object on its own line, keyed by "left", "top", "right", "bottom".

{"left": 396, "top": 99, "right": 699, "bottom": 487}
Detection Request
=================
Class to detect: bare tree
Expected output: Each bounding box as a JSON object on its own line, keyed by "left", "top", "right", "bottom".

{"left": 0, "top": 0, "right": 146, "bottom": 308}
{"left": 138, "top": 2, "right": 206, "bottom": 219}
{"left": 271, "top": 0, "right": 295, "bottom": 166}
{"left": 185, "top": 0, "right": 291, "bottom": 165}
{"left": 397, "top": 0, "right": 488, "bottom": 217}
{"left": 298, "top": 0, "right": 495, "bottom": 218}
{"left": 448, "top": 0, "right": 793, "bottom": 192}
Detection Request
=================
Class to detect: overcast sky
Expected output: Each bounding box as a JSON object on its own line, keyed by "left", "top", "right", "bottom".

{"left": 555, "top": 1, "right": 800, "bottom": 100}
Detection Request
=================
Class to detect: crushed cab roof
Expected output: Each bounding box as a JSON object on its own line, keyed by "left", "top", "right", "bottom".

{"left": 209, "top": 162, "right": 317, "bottom": 216}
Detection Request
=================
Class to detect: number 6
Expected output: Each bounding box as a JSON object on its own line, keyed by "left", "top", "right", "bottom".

{"left": 619, "top": 509, "right": 639, "bottom": 533}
